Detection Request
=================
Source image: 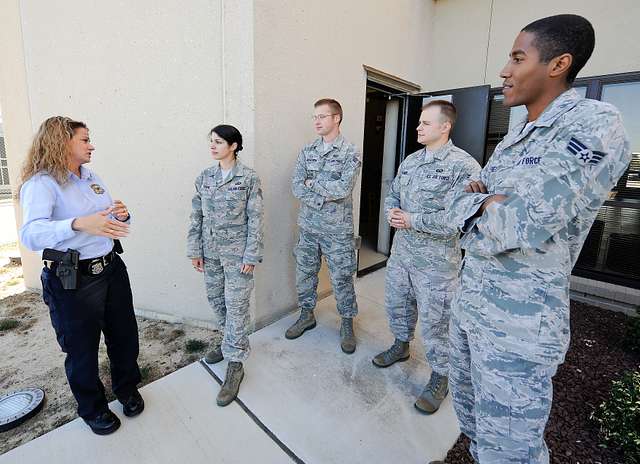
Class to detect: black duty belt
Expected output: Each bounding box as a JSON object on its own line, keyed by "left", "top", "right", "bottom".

{"left": 44, "top": 251, "right": 116, "bottom": 276}
{"left": 80, "top": 251, "right": 116, "bottom": 275}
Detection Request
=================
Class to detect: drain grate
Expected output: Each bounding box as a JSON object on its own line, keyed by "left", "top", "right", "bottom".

{"left": 0, "top": 388, "right": 45, "bottom": 432}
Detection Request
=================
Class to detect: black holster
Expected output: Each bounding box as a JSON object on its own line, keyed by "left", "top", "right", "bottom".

{"left": 113, "top": 239, "right": 124, "bottom": 254}
{"left": 43, "top": 248, "right": 80, "bottom": 290}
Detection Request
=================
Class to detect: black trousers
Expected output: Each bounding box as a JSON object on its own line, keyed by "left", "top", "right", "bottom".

{"left": 41, "top": 254, "right": 141, "bottom": 419}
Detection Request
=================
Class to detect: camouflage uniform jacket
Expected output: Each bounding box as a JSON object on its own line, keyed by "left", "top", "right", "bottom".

{"left": 187, "top": 160, "right": 264, "bottom": 265}
{"left": 292, "top": 134, "right": 361, "bottom": 235}
{"left": 450, "top": 88, "right": 631, "bottom": 364}
{"left": 385, "top": 141, "right": 481, "bottom": 249}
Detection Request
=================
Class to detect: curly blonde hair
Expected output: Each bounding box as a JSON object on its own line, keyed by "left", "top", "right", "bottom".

{"left": 19, "top": 116, "right": 87, "bottom": 190}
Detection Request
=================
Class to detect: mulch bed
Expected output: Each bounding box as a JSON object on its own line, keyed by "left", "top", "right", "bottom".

{"left": 444, "top": 301, "right": 640, "bottom": 464}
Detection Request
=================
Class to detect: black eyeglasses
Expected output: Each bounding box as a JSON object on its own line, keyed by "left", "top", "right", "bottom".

{"left": 311, "top": 113, "right": 337, "bottom": 121}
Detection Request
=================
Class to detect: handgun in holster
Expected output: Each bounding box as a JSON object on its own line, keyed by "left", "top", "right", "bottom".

{"left": 43, "top": 248, "right": 80, "bottom": 290}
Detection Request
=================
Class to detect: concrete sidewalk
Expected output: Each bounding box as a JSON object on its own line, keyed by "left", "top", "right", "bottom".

{"left": 0, "top": 363, "right": 291, "bottom": 463}
{"left": 0, "top": 269, "right": 460, "bottom": 463}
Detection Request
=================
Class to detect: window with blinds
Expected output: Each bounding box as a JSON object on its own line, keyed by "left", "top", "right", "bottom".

{"left": 0, "top": 136, "right": 11, "bottom": 199}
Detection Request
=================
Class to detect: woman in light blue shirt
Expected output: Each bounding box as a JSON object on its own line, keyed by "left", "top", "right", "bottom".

{"left": 19, "top": 116, "right": 144, "bottom": 435}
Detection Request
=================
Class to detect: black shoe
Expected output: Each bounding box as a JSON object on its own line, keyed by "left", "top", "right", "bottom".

{"left": 120, "top": 390, "right": 145, "bottom": 417}
{"left": 83, "top": 410, "right": 121, "bottom": 435}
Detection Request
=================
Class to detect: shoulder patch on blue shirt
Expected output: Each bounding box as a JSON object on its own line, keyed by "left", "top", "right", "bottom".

{"left": 567, "top": 137, "right": 606, "bottom": 165}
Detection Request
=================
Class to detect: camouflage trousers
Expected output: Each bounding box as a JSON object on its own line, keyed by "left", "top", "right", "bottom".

{"left": 384, "top": 239, "right": 456, "bottom": 376}
{"left": 204, "top": 253, "right": 253, "bottom": 363}
{"left": 449, "top": 312, "right": 557, "bottom": 463}
{"left": 294, "top": 228, "right": 357, "bottom": 317}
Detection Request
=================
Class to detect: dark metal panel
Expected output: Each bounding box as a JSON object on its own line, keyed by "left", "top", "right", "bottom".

{"left": 404, "top": 85, "right": 491, "bottom": 166}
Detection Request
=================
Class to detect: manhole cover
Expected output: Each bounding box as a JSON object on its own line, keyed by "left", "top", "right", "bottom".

{"left": 0, "top": 388, "right": 45, "bottom": 432}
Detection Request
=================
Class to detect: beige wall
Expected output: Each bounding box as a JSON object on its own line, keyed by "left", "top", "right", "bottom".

{"left": 0, "top": 0, "right": 435, "bottom": 328}
{"left": 430, "top": 0, "right": 640, "bottom": 90}
{"left": 0, "top": 0, "right": 249, "bottom": 325}
{"left": 252, "top": 0, "right": 434, "bottom": 325}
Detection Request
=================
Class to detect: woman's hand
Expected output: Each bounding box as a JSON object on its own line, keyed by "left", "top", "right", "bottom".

{"left": 240, "top": 264, "right": 255, "bottom": 274}
{"left": 112, "top": 200, "right": 130, "bottom": 221}
{"left": 72, "top": 208, "right": 129, "bottom": 238}
{"left": 192, "top": 258, "right": 204, "bottom": 273}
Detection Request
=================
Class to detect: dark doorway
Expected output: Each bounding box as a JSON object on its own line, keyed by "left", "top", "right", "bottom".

{"left": 357, "top": 85, "right": 403, "bottom": 276}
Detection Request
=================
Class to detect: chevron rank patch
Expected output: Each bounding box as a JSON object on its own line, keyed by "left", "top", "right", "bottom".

{"left": 567, "top": 137, "right": 607, "bottom": 165}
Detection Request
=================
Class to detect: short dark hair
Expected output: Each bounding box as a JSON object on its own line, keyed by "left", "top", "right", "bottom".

{"left": 421, "top": 100, "right": 457, "bottom": 131}
{"left": 209, "top": 124, "right": 243, "bottom": 155}
{"left": 314, "top": 98, "right": 343, "bottom": 124}
{"left": 522, "top": 14, "right": 595, "bottom": 84}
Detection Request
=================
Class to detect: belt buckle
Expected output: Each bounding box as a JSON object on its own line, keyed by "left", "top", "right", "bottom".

{"left": 88, "top": 258, "right": 104, "bottom": 275}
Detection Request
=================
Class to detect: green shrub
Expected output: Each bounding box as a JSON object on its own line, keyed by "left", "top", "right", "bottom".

{"left": 591, "top": 370, "right": 640, "bottom": 464}
{"left": 623, "top": 308, "right": 640, "bottom": 354}
{"left": 184, "top": 338, "right": 207, "bottom": 353}
{"left": 0, "top": 318, "right": 20, "bottom": 331}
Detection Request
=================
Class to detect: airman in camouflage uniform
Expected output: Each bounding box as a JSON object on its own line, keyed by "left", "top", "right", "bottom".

{"left": 188, "top": 125, "right": 263, "bottom": 406}
{"left": 372, "top": 101, "right": 481, "bottom": 414}
{"left": 286, "top": 99, "right": 361, "bottom": 353}
{"left": 446, "top": 15, "right": 631, "bottom": 463}
{"left": 188, "top": 161, "right": 263, "bottom": 362}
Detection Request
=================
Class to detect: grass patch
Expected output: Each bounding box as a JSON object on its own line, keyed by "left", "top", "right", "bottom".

{"left": 8, "top": 306, "right": 30, "bottom": 318}
{"left": 168, "top": 328, "right": 185, "bottom": 341}
{"left": 6, "top": 277, "right": 22, "bottom": 287}
{"left": 184, "top": 338, "right": 207, "bottom": 353}
{"left": 139, "top": 364, "right": 154, "bottom": 383}
{"left": 0, "top": 318, "right": 20, "bottom": 331}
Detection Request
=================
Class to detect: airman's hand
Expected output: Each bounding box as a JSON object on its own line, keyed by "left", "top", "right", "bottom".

{"left": 240, "top": 264, "right": 255, "bottom": 274}
{"left": 191, "top": 258, "right": 204, "bottom": 273}
{"left": 464, "top": 180, "right": 488, "bottom": 193}
{"left": 389, "top": 208, "right": 411, "bottom": 229}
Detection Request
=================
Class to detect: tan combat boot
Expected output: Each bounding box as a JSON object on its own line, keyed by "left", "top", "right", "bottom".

{"left": 216, "top": 361, "right": 244, "bottom": 407}
{"left": 285, "top": 310, "right": 316, "bottom": 339}
{"left": 340, "top": 317, "right": 356, "bottom": 354}
{"left": 372, "top": 338, "right": 410, "bottom": 367}
{"left": 415, "top": 371, "right": 449, "bottom": 414}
